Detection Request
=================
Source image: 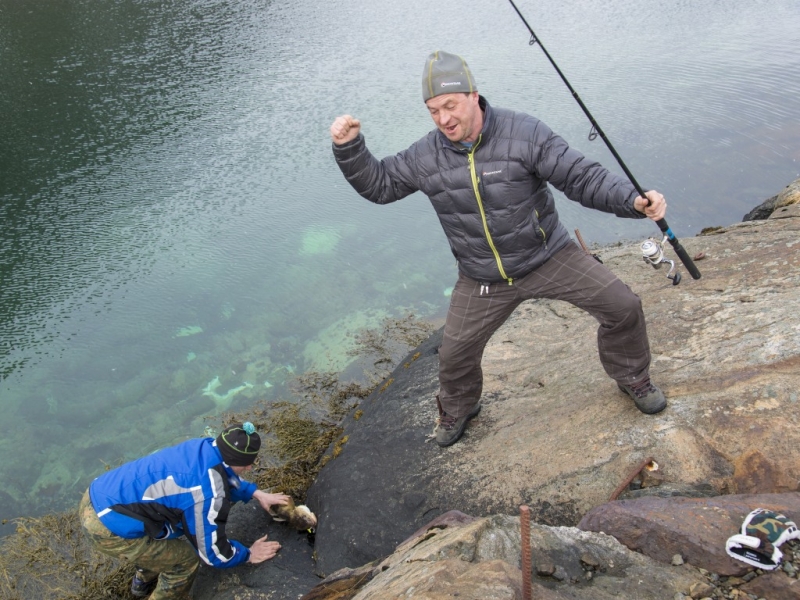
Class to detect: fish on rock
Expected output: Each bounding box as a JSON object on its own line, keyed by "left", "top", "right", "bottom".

{"left": 268, "top": 497, "right": 317, "bottom": 531}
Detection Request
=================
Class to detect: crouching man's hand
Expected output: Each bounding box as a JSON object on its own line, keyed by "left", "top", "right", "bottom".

{"left": 247, "top": 534, "right": 281, "bottom": 564}
{"left": 252, "top": 490, "right": 290, "bottom": 512}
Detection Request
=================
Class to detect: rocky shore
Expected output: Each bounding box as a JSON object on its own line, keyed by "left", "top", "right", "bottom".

{"left": 189, "top": 179, "right": 800, "bottom": 600}
{"left": 2, "top": 181, "right": 798, "bottom": 599}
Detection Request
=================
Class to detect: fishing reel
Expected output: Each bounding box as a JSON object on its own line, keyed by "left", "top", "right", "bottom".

{"left": 641, "top": 236, "right": 681, "bottom": 285}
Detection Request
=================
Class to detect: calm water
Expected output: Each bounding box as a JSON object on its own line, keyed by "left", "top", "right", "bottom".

{"left": 1, "top": 0, "right": 798, "bottom": 522}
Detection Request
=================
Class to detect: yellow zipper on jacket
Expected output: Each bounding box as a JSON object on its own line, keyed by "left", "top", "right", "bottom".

{"left": 467, "top": 139, "right": 513, "bottom": 285}
{"left": 534, "top": 209, "right": 547, "bottom": 247}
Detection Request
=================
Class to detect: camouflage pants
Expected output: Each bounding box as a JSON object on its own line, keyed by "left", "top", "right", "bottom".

{"left": 79, "top": 490, "right": 199, "bottom": 600}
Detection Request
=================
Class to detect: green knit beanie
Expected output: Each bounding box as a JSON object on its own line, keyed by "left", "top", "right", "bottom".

{"left": 422, "top": 50, "right": 477, "bottom": 102}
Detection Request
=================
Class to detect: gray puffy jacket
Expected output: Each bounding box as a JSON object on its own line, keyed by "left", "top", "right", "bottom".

{"left": 332, "top": 96, "right": 644, "bottom": 284}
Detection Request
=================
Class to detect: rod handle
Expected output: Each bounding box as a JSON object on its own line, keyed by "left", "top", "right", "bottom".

{"left": 656, "top": 219, "right": 702, "bottom": 279}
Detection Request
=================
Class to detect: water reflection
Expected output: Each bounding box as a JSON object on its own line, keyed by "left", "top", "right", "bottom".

{"left": 0, "top": 0, "right": 798, "bottom": 523}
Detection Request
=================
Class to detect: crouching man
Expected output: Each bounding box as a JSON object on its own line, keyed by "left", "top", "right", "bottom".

{"left": 79, "top": 422, "right": 289, "bottom": 599}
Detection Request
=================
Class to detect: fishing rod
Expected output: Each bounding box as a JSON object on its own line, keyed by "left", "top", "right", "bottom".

{"left": 507, "top": 0, "right": 702, "bottom": 284}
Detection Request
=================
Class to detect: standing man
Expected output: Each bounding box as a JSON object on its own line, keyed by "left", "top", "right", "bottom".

{"left": 330, "top": 51, "right": 668, "bottom": 448}
{"left": 80, "top": 422, "right": 290, "bottom": 599}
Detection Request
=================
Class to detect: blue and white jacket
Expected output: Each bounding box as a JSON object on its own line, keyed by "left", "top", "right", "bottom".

{"left": 88, "top": 437, "right": 257, "bottom": 568}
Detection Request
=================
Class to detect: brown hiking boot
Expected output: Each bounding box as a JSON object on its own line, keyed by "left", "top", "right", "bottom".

{"left": 435, "top": 396, "right": 481, "bottom": 447}
{"left": 618, "top": 376, "right": 666, "bottom": 414}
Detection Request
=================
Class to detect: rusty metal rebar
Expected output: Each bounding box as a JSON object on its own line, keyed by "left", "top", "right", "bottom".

{"left": 520, "top": 505, "right": 532, "bottom": 600}
{"left": 574, "top": 228, "right": 591, "bottom": 254}
{"left": 609, "top": 456, "right": 656, "bottom": 501}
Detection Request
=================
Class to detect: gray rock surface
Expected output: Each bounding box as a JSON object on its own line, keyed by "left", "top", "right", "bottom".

{"left": 303, "top": 513, "right": 708, "bottom": 599}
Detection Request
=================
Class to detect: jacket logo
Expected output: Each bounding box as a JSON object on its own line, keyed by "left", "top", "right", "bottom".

{"left": 482, "top": 170, "right": 502, "bottom": 176}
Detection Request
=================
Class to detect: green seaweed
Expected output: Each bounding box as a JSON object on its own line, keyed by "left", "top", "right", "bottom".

{"left": 217, "top": 372, "right": 372, "bottom": 501}
{"left": 0, "top": 510, "right": 132, "bottom": 600}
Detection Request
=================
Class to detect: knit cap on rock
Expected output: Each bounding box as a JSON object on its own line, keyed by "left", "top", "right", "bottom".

{"left": 422, "top": 50, "right": 477, "bottom": 102}
{"left": 216, "top": 422, "right": 261, "bottom": 466}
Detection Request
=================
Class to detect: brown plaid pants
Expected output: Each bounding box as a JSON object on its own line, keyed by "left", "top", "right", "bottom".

{"left": 439, "top": 242, "right": 651, "bottom": 418}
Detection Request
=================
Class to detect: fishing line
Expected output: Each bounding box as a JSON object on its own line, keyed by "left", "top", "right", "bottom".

{"left": 506, "top": 0, "right": 701, "bottom": 283}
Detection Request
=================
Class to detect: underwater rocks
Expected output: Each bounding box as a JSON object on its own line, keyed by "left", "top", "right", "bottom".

{"left": 201, "top": 375, "right": 254, "bottom": 412}
{"left": 173, "top": 325, "right": 204, "bottom": 338}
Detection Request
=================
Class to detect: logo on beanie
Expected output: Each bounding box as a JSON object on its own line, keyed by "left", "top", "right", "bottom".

{"left": 441, "top": 81, "right": 462, "bottom": 87}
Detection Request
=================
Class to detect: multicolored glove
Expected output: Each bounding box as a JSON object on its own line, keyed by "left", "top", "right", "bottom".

{"left": 725, "top": 508, "right": 800, "bottom": 570}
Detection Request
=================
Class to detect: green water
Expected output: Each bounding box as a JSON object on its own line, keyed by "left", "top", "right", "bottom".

{"left": 1, "top": 0, "right": 798, "bottom": 522}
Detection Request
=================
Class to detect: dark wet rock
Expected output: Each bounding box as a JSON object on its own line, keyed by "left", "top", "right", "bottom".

{"left": 744, "top": 192, "right": 782, "bottom": 221}
{"left": 742, "top": 176, "right": 800, "bottom": 220}
{"left": 191, "top": 499, "right": 321, "bottom": 600}
{"left": 303, "top": 330, "right": 445, "bottom": 577}
{"left": 619, "top": 482, "right": 719, "bottom": 500}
